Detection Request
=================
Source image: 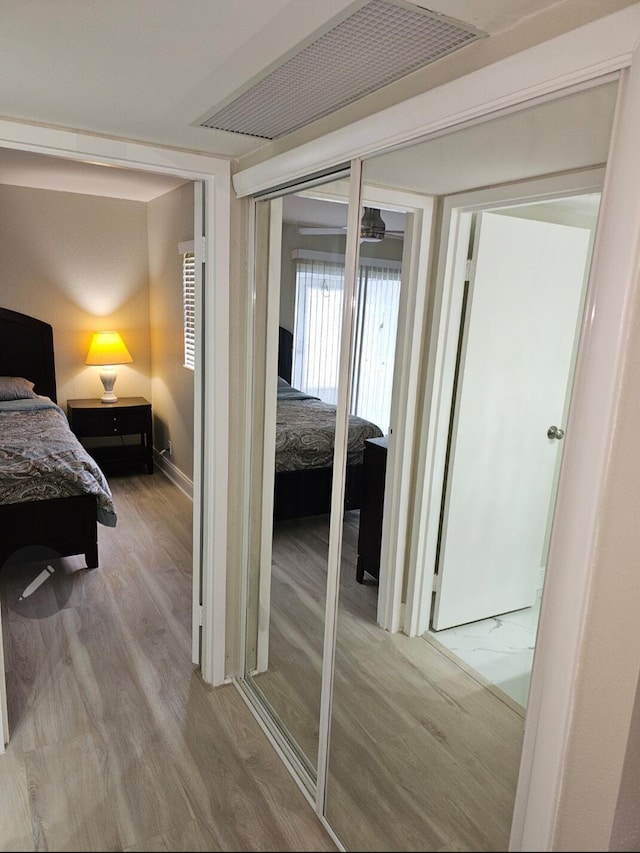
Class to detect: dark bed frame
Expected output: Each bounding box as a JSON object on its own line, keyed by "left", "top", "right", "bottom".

{"left": 274, "top": 326, "right": 364, "bottom": 521}
{"left": 0, "top": 307, "right": 98, "bottom": 569}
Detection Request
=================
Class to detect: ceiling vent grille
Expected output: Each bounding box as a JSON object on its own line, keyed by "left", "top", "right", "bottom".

{"left": 198, "top": 0, "right": 484, "bottom": 140}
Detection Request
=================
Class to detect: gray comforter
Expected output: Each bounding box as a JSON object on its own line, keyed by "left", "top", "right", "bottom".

{"left": 0, "top": 397, "right": 117, "bottom": 526}
{"left": 275, "top": 385, "right": 383, "bottom": 472}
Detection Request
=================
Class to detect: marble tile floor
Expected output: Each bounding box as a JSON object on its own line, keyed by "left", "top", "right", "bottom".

{"left": 427, "top": 589, "right": 542, "bottom": 708}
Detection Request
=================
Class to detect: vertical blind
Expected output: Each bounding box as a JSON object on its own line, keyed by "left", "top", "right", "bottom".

{"left": 183, "top": 251, "right": 196, "bottom": 370}
{"left": 292, "top": 252, "right": 401, "bottom": 432}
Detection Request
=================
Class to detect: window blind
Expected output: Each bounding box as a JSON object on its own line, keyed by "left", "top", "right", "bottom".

{"left": 183, "top": 252, "right": 195, "bottom": 370}
{"left": 292, "top": 254, "right": 401, "bottom": 431}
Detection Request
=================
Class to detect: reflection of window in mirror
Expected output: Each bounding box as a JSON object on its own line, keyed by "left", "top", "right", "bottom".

{"left": 284, "top": 196, "right": 405, "bottom": 434}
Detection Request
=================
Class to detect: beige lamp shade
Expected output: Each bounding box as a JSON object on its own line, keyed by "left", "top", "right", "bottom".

{"left": 86, "top": 331, "right": 132, "bottom": 403}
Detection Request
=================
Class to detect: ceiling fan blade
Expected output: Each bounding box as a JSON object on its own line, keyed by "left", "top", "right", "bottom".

{"left": 297, "top": 218, "right": 404, "bottom": 240}
{"left": 298, "top": 226, "right": 346, "bottom": 235}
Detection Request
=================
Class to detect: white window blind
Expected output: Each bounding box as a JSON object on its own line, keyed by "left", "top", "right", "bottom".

{"left": 351, "top": 262, "right": 401, "bottom": 431}
{"left": 292, "top": 251, "right": 401, "bottom": 432}
{"left": 293, "top": 257, "right": 345, "bottom": 406}
{"left": 182, "top": 251, "right": 195, "bottom": 370}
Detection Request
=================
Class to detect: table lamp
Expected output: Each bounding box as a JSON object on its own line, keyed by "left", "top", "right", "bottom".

{"left": 86, "top": 331, "right": 133, "bottom": 403}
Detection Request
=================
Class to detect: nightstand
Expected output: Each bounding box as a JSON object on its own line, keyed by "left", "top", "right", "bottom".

{"left": 67, "top": 397, "right": 153, "bottom": 474}
{"left": 356, "top": 435, "right": 388, "bottom": 584}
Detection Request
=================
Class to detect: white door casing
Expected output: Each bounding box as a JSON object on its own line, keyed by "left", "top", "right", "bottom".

{"left": 369, "top": 188, "right": 435, "bottom": 634}
{"left": 256, "top": 196, "right": 284, "bottom": 674}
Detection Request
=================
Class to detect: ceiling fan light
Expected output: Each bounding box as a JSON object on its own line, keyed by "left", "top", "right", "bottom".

{"left": 361, "top": 207, "right": 386, "bottom": 241}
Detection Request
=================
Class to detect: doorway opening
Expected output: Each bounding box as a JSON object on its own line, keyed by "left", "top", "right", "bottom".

{"left": 425, "top": 190, "right": 601, "bottom": 707}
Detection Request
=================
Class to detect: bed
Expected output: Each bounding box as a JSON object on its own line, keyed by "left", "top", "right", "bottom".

{"left": 0, "top": 307, "right": 117, "bottom": 570}
{"left": 273, "top": 327, "right": 383, "bottom": 521}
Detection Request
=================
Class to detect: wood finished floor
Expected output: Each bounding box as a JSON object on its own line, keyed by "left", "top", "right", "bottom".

{"left": 252, "top": 511, "right": 526, "bottom": 852}
{"left": 0, "top": 473, "right": 336, "bottom": 853}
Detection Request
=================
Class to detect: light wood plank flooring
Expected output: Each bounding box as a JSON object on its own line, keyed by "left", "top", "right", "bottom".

{"left": 249, "top": 511, "right": 526, "bottom": 852}
{"left": 0, "top": 473, "right": 336, "bottom": 852}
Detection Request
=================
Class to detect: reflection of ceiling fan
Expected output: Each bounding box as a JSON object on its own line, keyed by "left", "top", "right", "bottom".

{"left": 298, "top": 207, "right": 404, "bottom": 242}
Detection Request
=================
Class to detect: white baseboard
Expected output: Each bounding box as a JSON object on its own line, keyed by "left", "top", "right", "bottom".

{"left": 153, "top": 450, "right": 193, "bottom": 501}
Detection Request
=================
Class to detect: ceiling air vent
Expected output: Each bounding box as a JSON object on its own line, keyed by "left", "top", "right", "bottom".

{"left": 198, "top": 0, "right": 485, "bottom": 140}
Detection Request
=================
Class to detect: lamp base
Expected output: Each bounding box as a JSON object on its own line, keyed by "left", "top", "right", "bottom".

{"left": 99, "top": 367, "right": 118, "bottom": 404}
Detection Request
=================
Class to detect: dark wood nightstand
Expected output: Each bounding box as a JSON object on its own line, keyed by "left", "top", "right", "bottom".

{"left": 67, "top": 397, "right": 153, "bottom": 474}
{"left": 356, "top": 435, "right": 388, "bottom": 584}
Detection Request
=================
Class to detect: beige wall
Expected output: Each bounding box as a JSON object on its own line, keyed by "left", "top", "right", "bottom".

{"left": 0, "top": 180, "right": 196, "bottom": 486}
{"left": 147, "top": 183, "right": 195, "bottom": 481}
{"left": 0, "top": 183, "right": 150, "bottom": 407}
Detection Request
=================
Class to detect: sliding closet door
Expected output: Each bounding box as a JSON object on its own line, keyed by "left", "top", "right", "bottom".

{"left": 242, "top": 176, "right": 358, "bottom": 784}
{"left": 325, "top": 185, "right": 440, "bottom": 849}
{"left": 323, "top": 81, "right": 618, "bottom": 852}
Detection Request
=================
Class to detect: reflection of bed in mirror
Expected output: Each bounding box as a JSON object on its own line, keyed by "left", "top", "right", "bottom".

{"left": 274, "top": 326, "right": 383, "bottom": 521}
{"left": 0, "top": 307, "right": 117, "bottom": 570}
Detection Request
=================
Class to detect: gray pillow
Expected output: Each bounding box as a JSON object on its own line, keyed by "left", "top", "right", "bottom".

{"left": 0, "top": 376, "right": 37, "bottom": 401}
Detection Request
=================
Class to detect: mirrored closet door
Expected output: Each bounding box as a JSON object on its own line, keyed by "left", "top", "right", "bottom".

{"left": 242, "top": 174, "right": 359, "bottom": 783}
{"left": 324, "top": 80, "right": 618, "bottom": 851}
{"left": 241, "top": 77, "right": 619, "bottom": 852}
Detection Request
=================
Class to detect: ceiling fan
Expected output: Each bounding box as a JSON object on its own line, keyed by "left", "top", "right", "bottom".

{"left": 297, "top": 207, "right": 404, "bottom": 242}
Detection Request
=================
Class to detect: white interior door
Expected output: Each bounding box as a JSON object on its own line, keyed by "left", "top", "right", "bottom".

{"left": 432, "top": 210, "right": 591, "bottom": 630}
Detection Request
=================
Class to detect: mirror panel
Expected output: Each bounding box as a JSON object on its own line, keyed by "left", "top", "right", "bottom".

{"left": 324, "top": 81, "right": 617, "bottom": 850}
{"left": 243, "top": 181, "right": 354, "bottom": 779}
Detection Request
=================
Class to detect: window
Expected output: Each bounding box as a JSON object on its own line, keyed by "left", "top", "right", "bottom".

{"left": 182, "top": 251, "right": 195, "bottom": 370}
{"left": 351, "top": 260, "right": 401, "bottom": 431}
{"left": 293, "top": 256, "right": 344, "bottom": 406}
{"left": 292, "top": 251, "right": 401, "bottom": 432}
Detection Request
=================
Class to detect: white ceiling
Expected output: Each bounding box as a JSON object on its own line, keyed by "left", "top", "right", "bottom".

{"left": 0, "top": 1, "right": 631, "bottom": 199}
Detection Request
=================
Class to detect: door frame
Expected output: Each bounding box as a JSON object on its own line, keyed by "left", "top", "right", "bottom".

{"left": 406, "top": 166, "right": 606, "bottom": 638}
{"left": 255, "top": 196, "right": 283, "bottom": 675}
{"left": 356, "top": 186, "right": 434, "bottom": 634}
{"left": 0, "top": 120, "right": 232, "bottom": 688}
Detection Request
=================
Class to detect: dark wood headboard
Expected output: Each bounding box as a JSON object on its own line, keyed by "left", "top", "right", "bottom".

{"left": 0, "top": 307, "right": 57, "bottom": 402}
{"left": 278, "top": 326, "right": 293, "bottom": 384}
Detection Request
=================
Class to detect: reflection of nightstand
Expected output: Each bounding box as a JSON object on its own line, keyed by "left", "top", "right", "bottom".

{"left": 356, "top": 436, "right": 388, "bottom": 584}
{"left": 67, "top": 397, "right": 153, "bottom": 474}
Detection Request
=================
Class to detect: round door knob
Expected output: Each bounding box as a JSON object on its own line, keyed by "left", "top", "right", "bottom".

{"left": 547, "top": 425, "right": 565, "bottom": 440}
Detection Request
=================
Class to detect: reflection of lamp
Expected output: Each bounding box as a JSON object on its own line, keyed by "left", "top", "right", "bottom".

{"left": 86, "top": 331, "right": 133, "bottom": 403}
